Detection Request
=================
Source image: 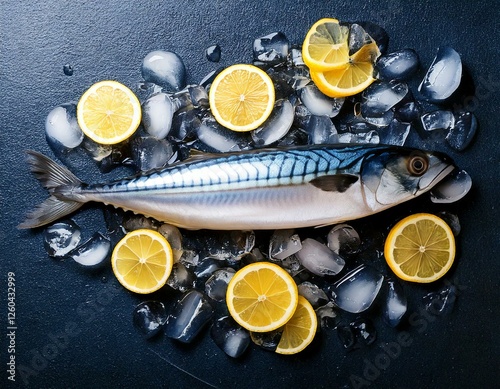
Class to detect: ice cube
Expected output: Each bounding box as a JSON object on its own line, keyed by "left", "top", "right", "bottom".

{"left": 290, "top": 48, "right": 305, "bottom": 66}
{"left": 446, "top": 111, "right": 477, "bottom": 151}
{"left": 295, "top": 238, "right": 345, "bottom": 276}
{"left": 348, "top": 23, "right": 373, "bottom": 55}
{"left": 355, "top": 21, "right": 389, "bottom": 53}
{"left": 142, "top": 93, "right": 174, "bottom": 139}
{"left": 251, "top": 99, "right": 294, "bottom": 147}
{"left": 250, "top": 330, "right": 283, "bottom": 351}
{"left": 158, "top": 223, "right": 183, "bottom": 262}
{"left": 375, "top": 49, "right": 419, "bottom": 81}
{"left": 378, "top": 119, "right": 411, "bottom": 146}
{"left": 205, "top": 268, "right": 235, "bottom": 302}
{"left": 430, "top": 169, "right": 472, "bottom": 204}
{"left": 194, "top": 258, "right": 223, "bottom": 280}
{"left": 269, "top": 229, "right": 302, "bottom": 260}
{"left": 337, "top": 323, "right": 356, "bottom": 349}
{"left": 196, "top": 116, "right": 248, "bottom": 152}
{"left": 70, "top": 232, "right": 111, "bottom": 267}
{"left": 166, "top": 263, "right": 195, "bottom": 292}
{"left": 423, "top": 284, "right": 457, "bottom": 316}
{"left": 299, "top": 85, "right": 344, "bottom": 117}
{"left": 327, "top": 224, "right": 361, "bottom": 256}
{"left": 281, "top": 255, "right": 302, "bottom": 276}
{"left": 130, "top": 137, "right": 174, "bottom": 171}
{"left": 382, "top": 279, "right": 407, "bottom": 327}
{"left": 44, "top": 220, "right": 82, "bottom": 258}
{"left": 315, "top": 301, "right": 339, "bottom": 329}
{"left": 188, "top": 85, "right": 209, "bottom": 109}
{"left": 361, "top": 81, "right": 408, "bottom": 117}
{"left": 395, "top": 101, "right": 420, "bottom": 123}
{"left": 418, "top": 46, "right": 462, "bottom": 102}
{"left": 253, "top": 32, "right": 289, "bottom": 64}
{"left": 420, "top": 110, "right": 454, "bottom": 132}
{"left": 45, "top": 103, "right": 84, "bottom": 149}
{"left": 169, "top": 109, "right": 201, "bottom": 142}
{"left": 164, "top": 290, "right": 214, "bottom": 343}
{"left": 141, "top": 50, "right": 186, "bottom": 92}
{"left": 298, "top": 282, "right": 328, "bottom": 308}
{"left": 437, "top": 211, "right": 461, "bottom": 236}
{"left": 211, "top": 316, "right": 250, "bottom": 358}
{"left": 204, "top": 231, "right": 255, "bottom": 262}
{"left": 199, "top": 68, "right": 223, "bottom": 88}
{"left": 133, "top": 301, "right": 168, "bottom": 339}
{"left": 205, "top": 44, "right": 221, "bottom": 62}
{"left": 304, "top": 115, "right": 339, "bottom": 145}
{"left": 330, "top": 265, "right": 384, "bottom": 313}
{"left": 362, "top": 110, "right": 394, "bottom": 128}
{"left": 350, "top": 317, "right": 377, "bottom": 345}
{"left": 122, "top": 214, "right": 158, "bottom": 232}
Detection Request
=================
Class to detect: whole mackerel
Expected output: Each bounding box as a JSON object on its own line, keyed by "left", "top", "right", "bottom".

{"left": 19, "top": 144, "right": 455, "bottom": 230}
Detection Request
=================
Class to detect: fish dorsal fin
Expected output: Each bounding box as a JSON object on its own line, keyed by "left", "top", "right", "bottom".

{"left": 310, "top": 174, "right": 359, "bottom": 193}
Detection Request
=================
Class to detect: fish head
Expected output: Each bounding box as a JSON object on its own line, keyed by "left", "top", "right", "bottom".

{"left": 361, "top": 147, "right": 456, "bottom": 210}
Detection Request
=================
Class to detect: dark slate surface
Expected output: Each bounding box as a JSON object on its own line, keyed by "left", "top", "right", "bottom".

{"left": 1, "top": 1, "right": 499, "bottom": 388}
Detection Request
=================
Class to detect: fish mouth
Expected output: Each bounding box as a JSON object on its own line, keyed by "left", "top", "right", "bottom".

{"left": 417, "top": 164, "right": 456, "bottom": 194}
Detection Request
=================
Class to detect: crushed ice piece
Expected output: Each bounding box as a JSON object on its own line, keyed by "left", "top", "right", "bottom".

{"left": 188, "top": 85, "right": 209, "bottom": 109}
{"left": 211, "top": 316, "right": 250, "bottom": 358}
{"left": 158, "top": 224, "right": 183, "bottom": 262}
{"left": 350, "top": 317, "right": 377, "bottom": 345}
{"left": 361, "top": 81, "right": 408, "bottom": 118}
{"left": 315, "top": 301, "right": 339, "bottom": 329}
{"left": 356, "top": 21, "right": 389, "bottom": 53}
{"left": 164, "top": 290, "right": 214, "bottom": 343}
{"left": 348, "top": 23, "right": 373, "bottom": 55}
{"left": 298, "top": 282, "right": 328, "bottom": 308}
{"left": 199, "top": 68, "right": 223, "bottom": 88}
{"left": 378, "top": 119, "right": 411, "bottom": 146}
{"left": 142, "top": 93, "right": 174, "bottom": 139}
{"left": 437, "top": 211, "right": 461, "bottom": 236}
{"left": 337, "top": 323, "right": 356, "bottom": 349}
{"left": 133, "top": 301, "right": 168, "bottom": 339}
{"left": 269, "top": 229, "right": 302, "bottom": 260}
{"left": 382, "top": 279, "right": 407, "bottom": 327}
{"left": 70, "top": 232, "right": 111, "bottom": 267}
{"left": 330, "top": 265, "right": 384, "bottom": 313}
{"left": 430, "top": 169, "right": 472, "bottom": 204}
{"left": 63, "top": 64, "right": 74, "bottom": 76}
{"left": 141, "top": 50, "right": 186, "bottom": 92}
{"left": 81, "top": 137, "right": 113, "bottom": 162}
{"left": 281, "top": 255, "right": 302, "bottom": 275}
{"left": 423, "top": 284, "right": 457, "bottom": 316}
{"left": 290, "top": 48, "right": 305, "bottom": 66}
{"left": 420, "top": 110, "right": 454, "bottom": 131}
{"left": 194, "top": 258, "right": 223, "bottom": 279}
{"left": 375, "top": 49, "right": 419, "bottom": 81}
{"left": 253, "top": 32, "right": 289, "bottom": 64}
{"left": 205, "top": 44, "right": 221, "bottom": 62}
{"left": 130, "top": 136, "right": 174, "bottom": 171}
{"left": 299, "top": 85, "right": 344, "bottom": 117}
{"left": 45, "top": 103, "right": 83, "bottom": 149}
{"left": 250, "top": 330, "right": 283, "bottom": 351}
{"left": 362, "top": 110, "right": 394, "bottom": 128}
{"left": 204, "top": 231, "right": 255, "bottom": 262}
{"left": 304, "top": 115, "right": 339, "bottom": 145}
{"left": 327, "top": 224, "right": 361, "bottom": 256}
{"left": 337, "top": 130, "right": 379, "bottom": 145}
{"left": 251, "top": 99, "right": 294, "bottom": 146}
{"left": 196, "top": 116, "right": 248, "bottom": 152}
{"left": 446, "top": 111, "right": 477, "bottom": 151}
{"left": 205, "top": 268, "right": 235, "bottom": 302}
{"left": 295, "top": 238, "right": 345, "bottom": 276}
{"left": 44, "top": 220, "right": 81, "bottom": 258}
{"left": 418, "top": 46, "right": 462, "bottom": 101}
{"left": 167, "top": 263, "right": 195, "bottom": 292}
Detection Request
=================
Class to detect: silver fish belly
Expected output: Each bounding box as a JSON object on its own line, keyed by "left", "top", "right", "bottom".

{"left": 20, "top": 145, "right": 455, "bottom": 230}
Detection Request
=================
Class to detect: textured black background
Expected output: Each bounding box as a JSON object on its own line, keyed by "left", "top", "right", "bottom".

{"left": 1, "top": 1, "right": 499, "bottom": 388}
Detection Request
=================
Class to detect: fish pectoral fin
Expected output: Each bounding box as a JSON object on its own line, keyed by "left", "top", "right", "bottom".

{"left": 309, "top": 174, "right": 358, "bottom": 193}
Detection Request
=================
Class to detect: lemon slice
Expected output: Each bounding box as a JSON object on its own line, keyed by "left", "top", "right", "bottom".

{"left": 302, "top": 18, "right": 350, "bottom": 71}
{"left": 77, "top": 80, "right": 141, "bottom": 145}
{"left": 310, "top": 41, "right": 380, "bottom": 98}
{"left": 226, "top": 262, "right": 298, "bottom": 332}
{"left": 209, "top": 64, "right": 275, "bottom": 132}
{"left": 384, "top": 213, "right": 456, "bottom": 283}
{"left": 276, "top": 296, "right": 318, "bottom": 355}
{"left": 111, "top": 229, "right": 173, "bottom": 294}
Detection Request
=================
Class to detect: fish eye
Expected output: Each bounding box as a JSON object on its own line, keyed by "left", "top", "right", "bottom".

{"left": 407, "top": 152, "right": 429, "bottom": 176}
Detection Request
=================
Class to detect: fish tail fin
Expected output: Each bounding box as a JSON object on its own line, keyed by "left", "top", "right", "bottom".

{"left": 18, "top": 151, "right": 85, "bottom": 229}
